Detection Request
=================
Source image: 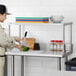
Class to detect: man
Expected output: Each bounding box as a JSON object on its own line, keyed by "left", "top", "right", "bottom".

{"left": 0, "top": 4, "right": 21, "bottom": 76}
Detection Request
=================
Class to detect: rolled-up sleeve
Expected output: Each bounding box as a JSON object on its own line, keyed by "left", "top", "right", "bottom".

{"left": 0, "top": 37, "right": 16, "bottom": 49}
{"left": 0, "top": 25, "right": 16, "bottom": 49}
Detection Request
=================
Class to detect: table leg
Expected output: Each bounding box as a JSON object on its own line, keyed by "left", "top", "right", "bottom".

{"left": 58, "top": 58, "right": 61, "bottom": 70}
{"left": 65, "top": 56, "right": 68, "bottom": 70}
{"left": 12, "top": 56, "right": 15, "bottom": 76}
{"left": 21, "top": 56, "right": 24, "bottom": 76}
{"left": 4, "top": 55, "right": 7, "bottom": 76}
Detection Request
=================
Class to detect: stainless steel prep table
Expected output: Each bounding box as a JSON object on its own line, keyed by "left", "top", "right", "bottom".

{"left": 5, "top": 48, "right": 72, "bottom": 76}
{"left": 5, "top": 22, "right": 73, "bottom": 76}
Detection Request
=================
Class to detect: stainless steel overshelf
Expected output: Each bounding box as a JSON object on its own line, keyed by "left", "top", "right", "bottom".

{"left": 8, "top": 22, "right": 73, "bottom": 55}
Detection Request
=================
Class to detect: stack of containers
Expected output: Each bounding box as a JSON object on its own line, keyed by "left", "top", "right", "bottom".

{"left": 50, "top": 40, "right": 63, "bottom": 52}
{"left": 16, "top": 17, "right": 49, "bottom": 23}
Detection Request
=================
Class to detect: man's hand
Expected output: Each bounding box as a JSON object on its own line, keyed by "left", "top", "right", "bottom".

{"left": 14, "top": 45, "right": 23, "bottom": 49}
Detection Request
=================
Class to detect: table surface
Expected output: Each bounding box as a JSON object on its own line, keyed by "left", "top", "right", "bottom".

{"left": 5, "top": 48, "right": 67, "bottom": 58}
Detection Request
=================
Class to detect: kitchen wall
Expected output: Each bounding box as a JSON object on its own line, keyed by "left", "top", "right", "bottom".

{"left": 1, "top": 0, "right": 76, "bottom": 54}
{"left": 1, "top": 0, "right": 76, "bottom": 76}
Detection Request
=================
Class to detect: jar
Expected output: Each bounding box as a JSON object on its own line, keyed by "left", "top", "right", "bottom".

{"left": 57, "top": 40, "right": 63, "bottom": 51}
{"left": 50, "top": 40, "right": 54, "bottom": 51}
{"left": 50, "top": 40, "right": 57, "bottom": 51}
{"left": 54, "top": 40, "right": 58, "bottom": 51}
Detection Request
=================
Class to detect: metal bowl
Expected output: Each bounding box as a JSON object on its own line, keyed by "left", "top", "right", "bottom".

{"left": 50, "top": 16, "right": 64, "bottom": 23}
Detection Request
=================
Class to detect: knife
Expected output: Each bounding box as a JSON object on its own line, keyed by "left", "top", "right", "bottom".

{"left": 24, "top": 31, "right": 27, "bottom": 38}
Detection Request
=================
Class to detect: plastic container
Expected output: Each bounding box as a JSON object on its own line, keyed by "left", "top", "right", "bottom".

{"left": 50, "top": 40, "right": 57, "bottom": 51}
{"left": 50, "top": 40, "right": 54, "bottom": 51}
{"left": 57, "top": 40, "right": 63, "bottom": 51}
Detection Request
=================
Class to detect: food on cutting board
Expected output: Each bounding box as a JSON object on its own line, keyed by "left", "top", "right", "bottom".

{"left": 20, "top": 46, "right": 29, "bottom": 51}
{"left": 20, "top": 38, "right": 36, "bottom": 50}
{"left": 15, "top": 45, "right": 29, "bottom": 51}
